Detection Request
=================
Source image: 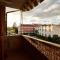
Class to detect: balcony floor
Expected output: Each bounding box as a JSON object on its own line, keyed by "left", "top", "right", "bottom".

{"left": 6, "top": 50, "right": 34, "bottom": 60}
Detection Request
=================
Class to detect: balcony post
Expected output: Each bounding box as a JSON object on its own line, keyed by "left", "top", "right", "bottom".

{"left": 0, "top": 2, "right": 6, "bottom": 60}
{"left": 0, "top": 3, "right": 6, "bottom": 35}
{"left": 20, "top": 10, "right": 23, "bottom": 35}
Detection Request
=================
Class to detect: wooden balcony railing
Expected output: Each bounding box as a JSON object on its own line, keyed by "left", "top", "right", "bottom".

{"left": 2, "top": 35, "right": 60, "bottom": 60}
{"left": 22, "top": 35, "right": 60, "bottom": 60}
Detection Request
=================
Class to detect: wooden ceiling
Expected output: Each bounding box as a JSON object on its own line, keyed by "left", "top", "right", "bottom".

{"left": 1, "top": 0, "right": 44, "bottom": 11}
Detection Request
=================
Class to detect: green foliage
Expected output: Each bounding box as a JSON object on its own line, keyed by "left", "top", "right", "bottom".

{"left": 35, "top": 34, "right": 60, "bottom": 44}
{"left": 34, "top": 30, "right": 39, "bottom": 35}
{"left": 7, "top": 27, "right": 14, "bottom": 35}
{"left": 7, "top": 26, "right": 18, "bottom": 35}
{"left": 51, "top": 35, "right": 60, "bottom": 44}
{"left": 48, "top": 35, "right": 52, "bottom": 41}
{"left": 13, "top": 27, "right": 18, "bottom": 34}
{"left": 13, "top": 22, "right": 18, "bottom": 34}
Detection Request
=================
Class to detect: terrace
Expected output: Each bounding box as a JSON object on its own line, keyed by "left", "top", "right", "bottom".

{"left": 0, "top": 0, "right": 60, "bottom": 60}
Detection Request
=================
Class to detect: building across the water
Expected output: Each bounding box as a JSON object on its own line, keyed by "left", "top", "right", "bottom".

{"left": 18, "top": 24, "right": 60, "bottom": 37}
{"left": 36, "top": 24, "right": 60, "bottom": 37}
{"left": 18, "top": 24, "right": 38, "bottom": 34}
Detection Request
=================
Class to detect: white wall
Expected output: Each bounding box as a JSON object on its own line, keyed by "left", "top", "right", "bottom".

{"left": 37, "top": 25, "right": 60, "bottom": 37}
{"left": 52, "top": 25, "right": 60, "bottom": 36}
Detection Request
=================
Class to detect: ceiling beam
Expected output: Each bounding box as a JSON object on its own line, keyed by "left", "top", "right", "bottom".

{"left": 2, "top": 0, "right": 44, "bottom": 11}
{"left": 6, "top": 10, "right": 19, "bottom": 13}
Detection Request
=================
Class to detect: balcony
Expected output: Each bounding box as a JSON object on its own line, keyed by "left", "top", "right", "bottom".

{"left": 0, "top": 0, "right": 60, "bottom": 60}
{"left": 2, "top": 35, "right": 59, "bottom": 60}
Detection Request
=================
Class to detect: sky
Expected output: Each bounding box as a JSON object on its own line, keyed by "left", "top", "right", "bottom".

{"left": 7, "top": 0, "right": 60, "bottom": 27}
{"left": 7, "top": 11, "right": 20, "bottom": 27}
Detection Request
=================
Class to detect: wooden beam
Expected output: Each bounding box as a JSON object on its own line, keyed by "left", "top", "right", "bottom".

{"left": 0, "top": 0, "right": 12, "bottom": 5}
{"left": 39, "top": 0, "right": 44, "bottom": 3}
{"left": 6, "top": 10, "right": 20, "bottom": 13}
{"left": 2, "top": 0, "right": 44, "bottom": 11}
{"left": 0, "top": 2, "right": 6, "bottom": 60}
{"left": 33, "top": 0, "right": 38, "bottom": 6}
{"left": 0, "top": 3, "right": 6, "bottom": 36}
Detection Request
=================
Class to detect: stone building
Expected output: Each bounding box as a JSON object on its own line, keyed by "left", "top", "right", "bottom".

{"left": 18, "top": 24, "right": 39, "bottom": 34}
{"left": 36, "top": 24, "right": 60, "bottom": 37}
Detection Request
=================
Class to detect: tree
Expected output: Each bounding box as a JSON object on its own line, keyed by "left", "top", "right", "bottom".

{"left": 13, "top": 22, "right": 17, "bottom": 28}
{"left": 13, "top": 22, "right": 18, "bottom": 34}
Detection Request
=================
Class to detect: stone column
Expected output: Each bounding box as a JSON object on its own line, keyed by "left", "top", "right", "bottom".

{"left": 0, "top": 2, "right": 6, "bottom": 60}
